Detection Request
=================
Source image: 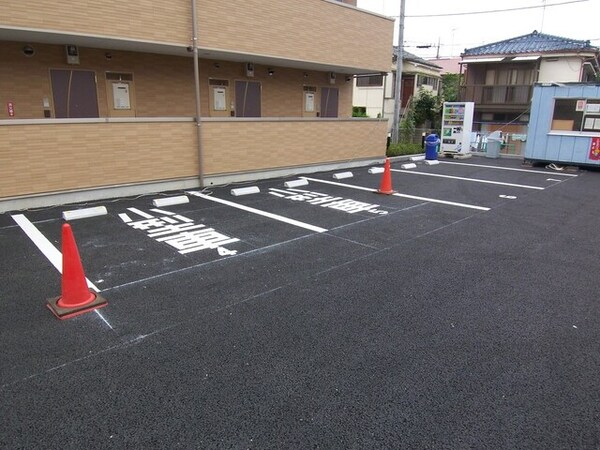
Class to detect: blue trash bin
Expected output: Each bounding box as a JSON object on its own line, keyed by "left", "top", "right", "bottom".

{"left": 425, "top": 134, "right": 440, "bottom": 160}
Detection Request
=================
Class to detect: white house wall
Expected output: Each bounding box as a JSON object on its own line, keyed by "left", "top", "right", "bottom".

{"left": 384, "top": 71, "right": 394, "bottom": 97}
{"left": 538, "top": 57, "right": 583, "bottom": 83}
{"left": 353, "top": 61, "right": 441, "bottom": 129}
{"left": 353, "top": 83, "right": 385, "bottom": 118}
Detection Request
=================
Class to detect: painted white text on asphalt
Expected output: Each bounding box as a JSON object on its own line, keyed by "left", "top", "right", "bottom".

{"left": 119, "top": 208, "right": 239, "bottom": 256}
{"left": 268, "top": 188, "right": 388, "bottom": 215}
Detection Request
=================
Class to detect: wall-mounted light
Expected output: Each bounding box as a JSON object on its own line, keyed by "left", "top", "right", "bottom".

{"left": 105, "top": 52, "right": 112, "bottom": 60}
{"left": 213, "top": 62, "right": 220, "bottom": 69}
{"left": 22, "top": 45, "right": 35, "bottom": 57}
{"left": 65, "top": 45, "right": 80, "bottom": 64}
{"left": 268, "top": 68, "right": 275, "bottom": 76}
{"left": 303, "top": 72, "right": 309, "bottom": 78}
{"left": 245, "top": 62, "right": 255, "bottom": 77}
{"left": 345, "top": 76, "right": 352, "bottom": 82}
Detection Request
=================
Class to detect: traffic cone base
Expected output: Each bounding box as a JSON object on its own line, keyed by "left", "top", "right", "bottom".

{"left": 47, "top": 293, "right": 107, "bottom": 320}
{"left": 376, "top": 188, "right": 396, "bottom": 195}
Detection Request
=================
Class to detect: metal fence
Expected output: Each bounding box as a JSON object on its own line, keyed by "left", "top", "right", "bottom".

{"left": 397, "top": 127, "right": 527, "bottom": 156}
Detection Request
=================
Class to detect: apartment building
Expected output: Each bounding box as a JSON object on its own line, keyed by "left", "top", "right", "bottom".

{"left": 0, "top": 0, "right": 393, "bottom": 211}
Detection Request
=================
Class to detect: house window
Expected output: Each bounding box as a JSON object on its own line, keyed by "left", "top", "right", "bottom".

{"left": 356, "top": 75, "right": 383, "bottom": 87}
{"left": 487, "top": 67, "right": 534, "bottom": 85}
{"left": 416, "top": 75, "right": 438, "bottom": 90}
{"left": 550, "top": 98, "right": 600, "bottom": 132}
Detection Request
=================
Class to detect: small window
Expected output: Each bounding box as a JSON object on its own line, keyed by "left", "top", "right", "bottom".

{"left": 550, "top": 98, "right": 600, "bottom": 132}
{"left": 551, "top": 99, "right": 583, "bottom": 131}
{"left": 416, "top": 75, "right": 439, "bottom": 90}
{"left": 106, "top": 72, "right": 133, "bottom": 81}
{"left": 357, "top": 75, "right": 383, "bottom": 87}
{"left": 209, "top": 79, "right": 229, "bottom": 86}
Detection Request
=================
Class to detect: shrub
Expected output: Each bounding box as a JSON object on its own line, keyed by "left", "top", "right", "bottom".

{"left": 352, "top": 106, "right": 369, "bottom": 118}
{"left": 386, "top": 143, "right": 423, "bottom": 157}
{"left": 399, "top": 105, "right": 416, "bottom": 144}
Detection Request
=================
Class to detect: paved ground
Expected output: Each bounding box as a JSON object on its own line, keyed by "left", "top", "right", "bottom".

{"left": 1, "top": 157, "right": 599, "bottom": 449}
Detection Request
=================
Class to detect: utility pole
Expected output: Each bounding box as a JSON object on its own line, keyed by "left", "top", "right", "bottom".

{"left": 390, "top": 0, "right": 406, "bottom": 145}
{"left": 191, "top": 0, "right": 204, "bottom": 188}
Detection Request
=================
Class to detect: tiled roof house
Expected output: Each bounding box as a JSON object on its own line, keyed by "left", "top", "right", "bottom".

{"left": 459, "top": 30, "right": 599, "bottom": 154}
{"left": 463, "top": 30, "right": 597, "bottom": 56}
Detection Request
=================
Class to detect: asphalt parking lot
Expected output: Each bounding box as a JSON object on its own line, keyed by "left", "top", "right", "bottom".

{"left": 1, "top": 157, "right": 599, "bottom": 449}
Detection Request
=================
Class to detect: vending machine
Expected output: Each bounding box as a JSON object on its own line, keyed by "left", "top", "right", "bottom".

{"left": 440, "top": 102, "right": 474, "bottom": 157}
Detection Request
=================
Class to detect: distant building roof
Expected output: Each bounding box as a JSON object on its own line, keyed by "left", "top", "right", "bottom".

{"left": 426, "top": 57, "right": 462, "bottom": 74}
{"left": 393, "top": 46, "right": 442, "bottom": 69}
{"left": 462, "top": 30, "right": 597, "bottom": 57}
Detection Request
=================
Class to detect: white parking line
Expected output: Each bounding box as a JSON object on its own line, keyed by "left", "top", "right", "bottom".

{"left": 439, "top": 160, "right": 578, "bottom": 177}
{"left": 390, "top": 169, "right": 545, "bottom": 190}
{"left": 187, "top": 191, "right": 328, "bottom": 233}
{"left": 300, "top": 177, "right": 490, "bottom": 211}
{"left": 11, "top": 214, "right": 99, "bottom": 292}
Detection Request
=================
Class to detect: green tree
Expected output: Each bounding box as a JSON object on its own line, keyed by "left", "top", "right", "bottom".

{"left": 441, "top": 73, "right": 460, "bottom": 103}
{"left": 413, "top": 87, "right": 440, "bottom": 129}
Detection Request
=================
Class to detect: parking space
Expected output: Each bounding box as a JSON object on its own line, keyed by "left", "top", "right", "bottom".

{"left": 1, "top": 157, "right": 582, "bottom": 322}
{"left": 3, "top": 158, "right": 582, "bottom": 304}
{"left": 2, "top": 156, "right": 599, "bottom": 448}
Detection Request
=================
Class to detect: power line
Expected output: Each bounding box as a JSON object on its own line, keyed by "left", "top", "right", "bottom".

{"left": 388, "top": 0, "right": 589, "bottom": 18}
{"left": 409, "top": 37, "right": 598, "bottom": 50}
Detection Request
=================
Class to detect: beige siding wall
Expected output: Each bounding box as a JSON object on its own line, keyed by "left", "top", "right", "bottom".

{"left": 0, "top": 42, "right": 353, "bottom": 120}
{"left": 202, "top": 119, "right": 387, "bottom": 174}
{"left": 1, "top": 0, "right": 392, "bottom": 72}
{"left": 0, "top": 122, "right": 197, "bottom": 197}
{"left": 0, "top": 0, "right": 190, "bottom": 43}
{"left": 0, "top": 42, "right": 196, "bottom": 119}
{"left": 0, "top": 119, "right": 386, "bottom": 198}
{"left": 202, "top": 63, "right": 353, "bottom": 118}
{"left": 199, "top": 0, "right": 392, "bottom": 71}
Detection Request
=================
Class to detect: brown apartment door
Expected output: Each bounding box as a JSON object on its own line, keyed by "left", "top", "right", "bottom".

{"left": 50, "top": 69, "right": 99, "bottom": 118}
{"left": 320, "top": 87, "right": 338, "bottom": 117}
{"left": 235, "top": 80, "right": 261, "bottom": 117}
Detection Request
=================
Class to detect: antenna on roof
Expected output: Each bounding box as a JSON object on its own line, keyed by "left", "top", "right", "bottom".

{"left": 540, "top": 0, "right": 547, "bottom": 32}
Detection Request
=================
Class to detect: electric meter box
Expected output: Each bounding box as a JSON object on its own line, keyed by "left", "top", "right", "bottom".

{"left": 440, "top": 102, "right": 474, "bottom": 155}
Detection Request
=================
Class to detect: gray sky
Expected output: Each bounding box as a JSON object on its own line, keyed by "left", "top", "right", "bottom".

{"left": 356, "top": 0, "right": 600, "bottom": 58}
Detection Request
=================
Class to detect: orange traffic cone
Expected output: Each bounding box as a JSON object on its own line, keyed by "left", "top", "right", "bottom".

{"left": 377, "top": 158, "right": 395, "bottom": 195}
{"left": 47, "top": 223, "right": 107, "bottom": 320}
